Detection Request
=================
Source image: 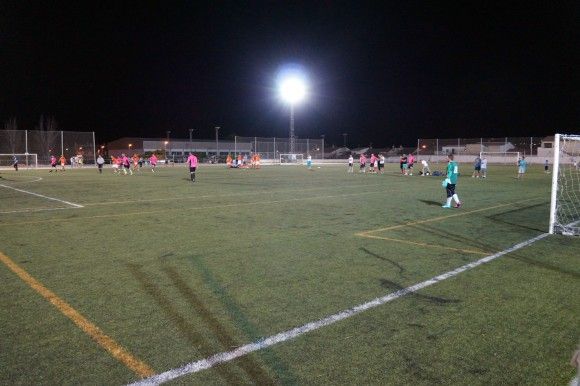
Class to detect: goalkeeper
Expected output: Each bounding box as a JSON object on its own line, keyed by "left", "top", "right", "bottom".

{"left": 442, "top": 154, "right": 462, "bottom": 209}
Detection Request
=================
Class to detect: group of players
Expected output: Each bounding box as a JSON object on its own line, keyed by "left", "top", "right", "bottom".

{"left": 226, "top": 153, "right": 261, "bottom": 168}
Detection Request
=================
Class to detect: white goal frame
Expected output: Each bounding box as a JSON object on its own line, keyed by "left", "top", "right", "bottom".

{"left": 479, "top": 151, "right": 520, "bottom": 164}
{"left": 0, "top": 153, "right": 38, "bottom": 169}
{"left": 279, "top": 153, "right": 304, "bottom": 165}
{"left": 549, "top": 133, "right": 580, "bottom": 235}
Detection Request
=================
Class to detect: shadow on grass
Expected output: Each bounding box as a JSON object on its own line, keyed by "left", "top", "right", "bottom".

{"left": 162, "top": 266, "right": 277, "bottom": 385}
{"left": 418, "top": 199, "right": 443, "bottom": 207}
{"left": 506, "top": 251, "right": 580, "bottom": 279}
{"left": 185, "top": 255, "right": 298, "bottom": 385}
{"left": 485, "top": 202, "right": 548, "bottom": 232}
{"left": 360, "top": 247, "right": 406, "bottom": 277}
{"left": 379, "top": 278, "right": 461, "bottom": 305}
{"left": 127, "top": 263, "right": 248, "bottom": 385}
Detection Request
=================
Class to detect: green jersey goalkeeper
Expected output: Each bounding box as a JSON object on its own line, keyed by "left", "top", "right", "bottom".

{"left": 442, "top": 154, "right": 462, "bottom": 208}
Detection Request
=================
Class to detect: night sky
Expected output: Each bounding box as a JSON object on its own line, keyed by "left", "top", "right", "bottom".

{"left": 1, "top": 2, "right": 578, "bottom": 147}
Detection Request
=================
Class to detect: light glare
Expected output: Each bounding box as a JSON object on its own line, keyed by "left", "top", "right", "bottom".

{"left": 279, "top": 77, "right": 307, "bottom": 104}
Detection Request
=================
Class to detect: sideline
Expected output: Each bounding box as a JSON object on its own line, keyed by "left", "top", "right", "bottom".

{"left": 0, "top": 183, "right": 83, "bottom": 208}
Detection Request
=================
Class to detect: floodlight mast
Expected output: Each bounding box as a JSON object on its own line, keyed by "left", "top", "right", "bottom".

{"left": 289, "top": 105, "right": 295, "bottom": 153}
{"left": 279, "top": 76, "right": 306, "bottom": 155}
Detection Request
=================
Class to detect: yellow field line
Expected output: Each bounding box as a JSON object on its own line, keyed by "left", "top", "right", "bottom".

{"left": 359, "top": 234, "right": 490, "bottom": 255}
{"left": 356, "top": 197, "right": 543, "bottom": 236}
{"left": 0, "top": 251, "right": 155, "bottom": 378}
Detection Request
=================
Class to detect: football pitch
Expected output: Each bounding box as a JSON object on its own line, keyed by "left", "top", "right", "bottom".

{"left": 0, "top": 163, "right": 578, "bottom": 385}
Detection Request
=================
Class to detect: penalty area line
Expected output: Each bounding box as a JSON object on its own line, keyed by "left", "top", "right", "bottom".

{"left": 0, "top": 183, "right": 83, "bottom": 208}
{"left": 129, "top": 232, "right": 549, "bottom": 386}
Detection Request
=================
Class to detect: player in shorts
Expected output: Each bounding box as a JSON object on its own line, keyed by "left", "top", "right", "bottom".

{"left": 186, "top": 152, "right": 198, "bottom": 182}
{"left": 378, "top": 154, "right": 385, "bottom": 174}
{"left": 407, "top": 153, "right": 415, "bottom": 175}
{"left": 480, "top": 157, "right": 488, "bottom": 178}
{"left": 49, "top": 155, "right": 58, "bottom": 172}
{"left": 149, "top": 154, "right": 158, "bottom": 172}
{"left": 400, "top": 155, "right": 408, "bottom": 175}
{"left": 359, "top": 154, "right": 367, "bottom": 173}
{"left": 442, "top": 154, "right": 462, "bottom": 208}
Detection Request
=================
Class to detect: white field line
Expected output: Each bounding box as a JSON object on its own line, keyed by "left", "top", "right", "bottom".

{"left": 129, "top": 232, "right": 549, "bottom": 386}
{"left": 0, "top": 206, "right": 77, "bottom": 214}
{"left": 0, "top": 183, "right": 83, "bottom": 208}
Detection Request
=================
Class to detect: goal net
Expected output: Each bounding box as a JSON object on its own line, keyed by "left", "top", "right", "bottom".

{"left": 0, "top": 153, "right": 38, "bottom": 169}
{"left": 279, "top": 153, "right": 304, "bottom": 165}
{"left": 479, "top": 151, "right": 520, "bottom": 164}
{"left": 549, "top": 134, "right": 580, "bottom": 235}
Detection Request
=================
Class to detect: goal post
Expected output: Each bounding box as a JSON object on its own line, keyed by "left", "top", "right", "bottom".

{"left": 549, "top": 133, "right": 580, "bottom": 235}
{"left": 479, "top": 151, "right": 520, "bottom": 164}
{"left": 279, "top": 153, "right": 304, "bottom": 165}
{"left": 0, "top": 153, "right": 38, "bottom": 169}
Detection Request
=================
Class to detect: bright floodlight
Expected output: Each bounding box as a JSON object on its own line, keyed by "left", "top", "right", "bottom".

{"left": 279, "top": 76, "right": 307, "bottom": 104}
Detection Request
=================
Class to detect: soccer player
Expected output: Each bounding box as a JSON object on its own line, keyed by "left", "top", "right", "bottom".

{"left": 378, "top": 154, "right": 385, "bottom": 174}
{"left": 421, "top": 159, "right": 431, "bottom": 176}
{"left": 544, "top": 159, "right": 549, "bottom": 173}
{"left": 517, "top": 156, "right": 527, "bottom": 179}
{"left": 480, "top": 157, "right": 488, "bottom": 178}
{"left": 306, "top": 154, "right": 313, "bottom": 170}
{"left": 472, "top": 156, "right": 481, "bottom": 178}
{"left": 121, "top": 153, "right": 132, "bottom": 175}
{"left": 59, "top": 155, "right": 66, "bottom": 171}
{"left": 407, "top": 153, "right": 415, "bottom": 175}
{"left": 12, "top": 155, "right": 18, "bottom": 171}
{"left": 49, "top": 155, "right": 58, "bottom": 172}
{"left": 255, "top": 153, "right": 261, "bottom": 169}
{"left": 186, "top": 152, "right": 198, "bottom": 182}
{"left": 226, "top": 154, "right": 233, "bottom": 168}
{"left": 359, "top": 154, "right": 366, "bottom": 173}
{"left": 400, "top": 154, "right": 408, "bottom": 175}
{"left": 97, "top": 155, "right": 105, "bottom": 173}
{"left": 132, "top": 154, "right": 140, "bottom": 173}
{"left": 348, "top": 155, "right": 354, "bottom": 173}
{"left": 149, "top": 153, "right": 158, "bottom": 172}
{"left": 369, "top": 154, "right": 376, "bottom": 173}
{"left": 442, "top": 154, "right": 462, "bottom": 209}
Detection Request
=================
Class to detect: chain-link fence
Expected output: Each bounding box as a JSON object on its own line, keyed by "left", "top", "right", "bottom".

{"left": 0, "top": 130, "right": 96, "bottom": 165}
{"left": 417, "top": 137, "right": 545, "bottom": 157}
{"left": 234, "top": 136, "right": 325, "bottom": 159}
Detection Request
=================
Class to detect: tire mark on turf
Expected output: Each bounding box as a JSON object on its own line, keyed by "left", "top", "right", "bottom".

{"left": 162, "top": 266, "right": 277, "bottom": 385}
{"left": 127, "top": 263, "right": 242, "bottom": 385}
{"left": 187, "top": 255, "right": 297, "bottom": 385}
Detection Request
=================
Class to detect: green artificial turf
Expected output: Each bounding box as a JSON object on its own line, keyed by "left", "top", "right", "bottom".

{"left": 0, "top": 163, "right": 577, "bottom": 384}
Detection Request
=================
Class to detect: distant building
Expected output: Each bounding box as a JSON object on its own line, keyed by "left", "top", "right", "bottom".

{"left": 107, "top": 137, "right": 251, "bottom": 158}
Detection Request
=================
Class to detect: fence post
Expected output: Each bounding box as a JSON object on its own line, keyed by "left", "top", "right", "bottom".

{"left": 254, "top": 137, "right": 257, "bottom": 155}
{"left": 306, "top": 138, "right": 309, "bottom": 156}
{"left": 92, "top": 131, "right": 97, "bottom": 165}
{"left": 530, "top": 136, "right": 533, "bottom": 156}
{"left": 234, "top": 136, "right": 237, "bottom": 156}
{"left": 480, "top": 138, "right": 483, "bottom": 155}
{"left": 61, "top": 130, "right": 64, "bottom": 157}
{"left": 273, "top": 137, "right": 276, "bottom": 161}
{"left": 417, "top": 139, "right": 420, "bottom": 157}
{"left": 436, "top": 138, "right": 439, "bottom": 156}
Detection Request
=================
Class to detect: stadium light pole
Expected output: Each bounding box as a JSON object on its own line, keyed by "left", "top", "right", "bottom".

{"left": 215, "top": 126, "right": 220, "bottom": 161}
{"left": 189, "top": 128, "right": 193, "bottom": 153}
{"left": 279, "top": 75, "right": 307, "bottom": 154}
{"left": 321, "top": 134, "right": 325, "bottom": 160}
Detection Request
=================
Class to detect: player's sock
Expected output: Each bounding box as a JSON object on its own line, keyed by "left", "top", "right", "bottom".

{"left": 444, "top": 197, "right": 452, "bottom": 207}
